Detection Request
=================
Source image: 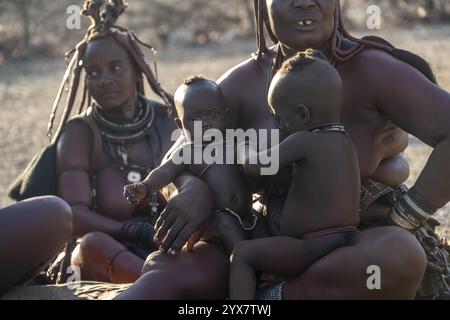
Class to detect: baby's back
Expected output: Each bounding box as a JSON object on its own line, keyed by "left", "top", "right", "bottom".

{"left": 282, "top": 132, "right": 360, "bottom": 238}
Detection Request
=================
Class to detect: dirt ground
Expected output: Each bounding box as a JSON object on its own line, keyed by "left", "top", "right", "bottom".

{"left": 0, "top": 25, "right": 449, "bottom": 238}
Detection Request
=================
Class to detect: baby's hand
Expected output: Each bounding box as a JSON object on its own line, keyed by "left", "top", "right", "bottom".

{"left": 123, "top": 183, "right": 149, "bottom": 205}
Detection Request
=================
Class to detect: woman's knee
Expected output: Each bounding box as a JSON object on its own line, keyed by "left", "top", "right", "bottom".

{"left": 29, "top": 196, "right": 73, "bottom": 239}
{"left": 379, "top": 227, "right": 427, "bottom": 291}
{"left": 10, "top": 196, "right": 73, "bottom": 249}
{"left": 45, "top": 196, "right": 72, "bottom": 235}
{"left": 284, "top": 226, "right": 427, "bottom": 299}
{"left": 142, "top": 250, "right": 165, "bottom": 274}
{"left": 137, "top": 251, "right": 187, "bottom": 299}
{"left": 141, "top": 242, "right": 229, "bottom": 299}
{"left": 76, "top": 232, "right": 112, "bottom": 258}
{"left": 71, "top": 232, "right": 114, "bottom": 278}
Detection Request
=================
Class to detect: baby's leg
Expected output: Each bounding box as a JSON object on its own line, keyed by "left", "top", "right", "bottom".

{"left": 202, "top": 211, "right": 247, "bottom": 255}
{"left": 229, "top": 232, "right": 356, "bottom": 300}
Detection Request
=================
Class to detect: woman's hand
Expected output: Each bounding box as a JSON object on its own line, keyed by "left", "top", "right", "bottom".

{"left": 123, "top": 183, "right": 149, "bottom": 205}
{"left": 154, "top": 173, "right": 213, "bottom": 255}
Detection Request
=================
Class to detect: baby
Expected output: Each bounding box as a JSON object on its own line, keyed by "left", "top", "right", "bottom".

{"left": 229, "top": 49, "right": 361, "bottom": 300}
{"left": 123, "top": 76, "right": 256, "bottom": 254}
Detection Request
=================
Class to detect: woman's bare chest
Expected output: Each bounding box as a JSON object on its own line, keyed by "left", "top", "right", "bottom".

{"left": 94, "top": 139, "right": 157, "bottom": 221}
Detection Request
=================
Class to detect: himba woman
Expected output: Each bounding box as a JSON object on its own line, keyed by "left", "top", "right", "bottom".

{"left": 51, "top": 0, "right": 181, "bottom": 283}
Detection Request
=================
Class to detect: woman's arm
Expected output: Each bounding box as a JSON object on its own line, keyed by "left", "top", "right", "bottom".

{"left": 370, "top": 49, "right": 450, "bottom": 209}
{"left": 57, "top": 121, "right": 122, "bottom": 238}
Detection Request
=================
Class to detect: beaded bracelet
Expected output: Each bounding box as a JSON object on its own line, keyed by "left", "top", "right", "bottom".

{"left": 408, "top": 187, "right": 439, "bottom": 215}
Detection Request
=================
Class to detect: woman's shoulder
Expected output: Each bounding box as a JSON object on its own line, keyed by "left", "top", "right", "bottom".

{"left": 56, "top": 116, "right": 94, "bottom": 170}
{"left": 217, "top": 48, "right": 277, "bottom": 113}
{"left": 59, "top": 116, "right": 94, "bottom": 147}
{"left": 57, "top": 116, "right": 94, "bottom": 158}
{"left": 345, "top": 46, "right": 429, "bottom": 79}
{"left": 218, "top": 49, "right": 276, "bottom": 86}
{"left": 338, "top": 46, "right": 432, "bottom": 94}
{"left": 217, "top": 57, "right": 259, "bottom": 84}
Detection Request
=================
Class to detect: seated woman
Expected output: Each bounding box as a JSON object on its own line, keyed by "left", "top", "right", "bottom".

{"left": 118, "top": 0, "right": 450, "bottom": 299}
{"left": 0, "top": 197, "right": 72, "bottom": 294}
{"left": 51, "top": 0, "right": 179, "bottom": 283}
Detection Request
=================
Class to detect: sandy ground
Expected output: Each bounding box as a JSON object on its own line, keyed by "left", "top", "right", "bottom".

{"left": 0, "top": 25, "right": 449, "bottom": 237}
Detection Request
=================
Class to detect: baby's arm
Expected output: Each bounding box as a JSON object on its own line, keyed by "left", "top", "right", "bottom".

{"left": 143, "top": 158, "right": 186, "bottom": 194}
{"left": 238, "top": 132, "right": 309, "bottom": 177}
{"left": 124, "top": 145, "right": 189, "bottom": 203}
{"left": 268, "top": 131, "right": 309, "bottom": 168}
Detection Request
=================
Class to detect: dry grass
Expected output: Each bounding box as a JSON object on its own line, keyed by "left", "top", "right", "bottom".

{"left": 0, "top": 25, "right": 449, "bottom": 237}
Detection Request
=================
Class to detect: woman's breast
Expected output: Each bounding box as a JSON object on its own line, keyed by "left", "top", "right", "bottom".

{"left": 95, "top": 165, "right": 136, "bottom": 221}
{"left": 344, "top": 113, "right": 409, "bottom": 183}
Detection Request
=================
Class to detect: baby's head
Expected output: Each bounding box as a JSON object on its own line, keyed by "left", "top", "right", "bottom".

{"left": 174, "top": 75, "right": 229, "bottom": 142}
{"left": 268, "top": 49, "right": 343, "bottom": 135}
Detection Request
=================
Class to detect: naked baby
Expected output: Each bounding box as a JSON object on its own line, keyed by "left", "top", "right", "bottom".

{"left": 124, "top": 76, "right": 256, "bottom": 255}
{"left": 229, "top": 49, "right": 361, "bottom": 300}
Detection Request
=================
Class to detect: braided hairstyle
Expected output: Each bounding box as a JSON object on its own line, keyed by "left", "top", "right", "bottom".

{"left": 48, "top": 0, "right": 174, "bottom": 142}
{"left": 279, "top": 49, "right": 328, "bottom": 75}
{"left": 183, "top": 75, "right": 209, "bottom": 86}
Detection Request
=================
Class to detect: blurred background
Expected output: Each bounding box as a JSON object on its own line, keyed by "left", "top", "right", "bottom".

{"left": 1, "top": 0, "right": 450, "bottom": 59}
{"left": 0, "top": 0, "right": 449, "bottom": 236}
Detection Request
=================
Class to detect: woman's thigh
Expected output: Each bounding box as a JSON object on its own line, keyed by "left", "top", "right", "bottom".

{"left": 116, "top": 241, "right": 229, "bottom": 300}
{"left": 117, "top": 227, "right": 427, "bottom": 300}
{"left": 283, "top": 226, "right": 427, "bottom": 300}
{"left": 0, "top": 196, "right": 73, "bottom": 293}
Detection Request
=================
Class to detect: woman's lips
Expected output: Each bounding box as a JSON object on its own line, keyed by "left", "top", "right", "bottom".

{"left": 101, "top": 91, "right": 120, "bottom": 99}
{"left": 293, "top": 19, "right": 317, "bottom": 32}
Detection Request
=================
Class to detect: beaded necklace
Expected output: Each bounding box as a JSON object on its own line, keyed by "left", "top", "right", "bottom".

{"left": 92, "top": 95, "right": 161, "bottom": 217}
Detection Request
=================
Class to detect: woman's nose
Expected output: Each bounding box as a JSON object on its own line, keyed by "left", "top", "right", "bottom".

{"left": 98, "top": 73, "right": 115, "bottom": 88}
{"left": 293, "top": 0, "right": 316, "bottom": 10}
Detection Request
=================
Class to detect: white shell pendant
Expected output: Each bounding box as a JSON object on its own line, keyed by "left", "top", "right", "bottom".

{"left": 127, "top": 170, "right": 142, "bottom": 183}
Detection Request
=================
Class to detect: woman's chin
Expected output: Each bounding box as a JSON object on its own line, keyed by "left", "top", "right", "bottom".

{"left": 95, "top": 98, "right": 125, "bottom": 111}
{"left": 287, "top": 43, "right": 322, "bottom": 54}
{"left": 285, "top": 34, "right": 331, "bottom": 53}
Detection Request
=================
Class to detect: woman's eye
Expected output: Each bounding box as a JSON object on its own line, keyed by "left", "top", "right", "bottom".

{"left": 112, "top": 65, "right": 122, "bottom": 72}
{"left": 210, "top": 113, "right": 219, "bottom": 118}
{"left": 87, "top": 71, "right": 99, "bottom": 78}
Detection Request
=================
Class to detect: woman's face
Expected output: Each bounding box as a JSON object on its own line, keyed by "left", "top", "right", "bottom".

{"left": 84, "top": 37, "right": 137, "bottom": 111}
{"left": 266, "top": 0, "right": 336, "bottom": 52}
